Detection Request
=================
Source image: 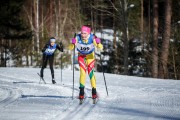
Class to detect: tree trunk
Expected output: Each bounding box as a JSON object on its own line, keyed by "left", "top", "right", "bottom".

{"left": 34, "top": 0, "right": 39, "bottom": 54}
{"left": 122, "top": 0, "right": 129, "bottom": 75}
{"left": 152, "top": 0, "right": 159, "bottom": 78}
{"left": 90, "top": 0, "right": 94, "bottom": 31}
{"left": 158, "top": 0, "right": 172, "bottom": 79}
{"left": 55, "top": 0, "right": 59, "bottom": 37}
{"left": 49, "top": 0, "right": 53, "bottom": 36}
{"left": 140, "top": 0, "right": 144, "bottom": 43}
{"left": 41, "top": 0, "right": 44, "bottom": 38}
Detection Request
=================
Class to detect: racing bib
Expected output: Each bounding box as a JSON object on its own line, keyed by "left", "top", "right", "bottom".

{"left": 76, "top": 43, "right": 95, "bottom": 55}
{"left": 44, "top": 44, "right": 57, "bottom": 55}
{"left": 44, "top": 48, "right": 56, "bottom": 55}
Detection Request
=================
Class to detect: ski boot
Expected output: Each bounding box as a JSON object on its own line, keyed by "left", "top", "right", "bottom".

{"left": 92, "top": 88, "right": 97, "bottom": 104}
{"left": 79, "top": 87, "right": 84, "bottom": 104}
{"left": 40, "top": 71, "right": 43, "bottom": 79}
{"left": 52, "top": 79, "right": 56, "bottom": 84}
{"left": 40, "top": 69, "right": 44, "bottom": 78}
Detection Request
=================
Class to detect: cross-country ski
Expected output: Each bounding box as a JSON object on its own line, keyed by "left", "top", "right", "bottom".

{"left": 37, "top": 73, "right": 46, "bottom": 84}
{"left": 79, "top": 98, "right": 84, "bottom": 105}
{"left": 92, "top": 98, "right": 97, "bottom": 104}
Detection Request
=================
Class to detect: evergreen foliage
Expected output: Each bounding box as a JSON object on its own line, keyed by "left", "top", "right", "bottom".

{"left": 0, "top": 0, "right": 31, "bottom": 40}
{"left": 0, "top": 0, "right": 32, "bottom": 67}
{"left": 0, "top": 0, "right": 179, "bottom": 79}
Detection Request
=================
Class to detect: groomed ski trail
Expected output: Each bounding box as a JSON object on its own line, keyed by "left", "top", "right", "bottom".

{"left": 54, "top": 87, "right": 99, "bottom": 120}
{"left": 0, "top": 86, "right": 22, "bottom": 107}
{"left": 0, "top": 73, "right": 99, "bottom": 120}
{"left": 0, "top": 68, "right": 180, "bottom": 120}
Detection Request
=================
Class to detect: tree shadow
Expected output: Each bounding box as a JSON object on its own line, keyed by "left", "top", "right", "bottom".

{"left": 13, "top": 81, "right": 34, "bottom": 84}
{"left": 107, "top": 105, "right": 180, "bottom": 120}
{"left": 21, "top": 95, "right": 72, "bottom": 99}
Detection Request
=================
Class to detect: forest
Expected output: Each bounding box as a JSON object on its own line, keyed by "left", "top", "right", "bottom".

{"left": 0, "top": 0, "right": 179, "bottom": 80}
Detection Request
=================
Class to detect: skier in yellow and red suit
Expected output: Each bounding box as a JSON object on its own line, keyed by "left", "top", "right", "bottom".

{"left": 69, "top": 25, "right": 103, "bottom": 99}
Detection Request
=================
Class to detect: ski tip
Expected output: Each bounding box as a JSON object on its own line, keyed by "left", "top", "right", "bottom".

{"left": 93, "top": 98, "right": 98, "bottom": 104}
{"left": 79, "top": 99, "right": 84, "bottom": 105}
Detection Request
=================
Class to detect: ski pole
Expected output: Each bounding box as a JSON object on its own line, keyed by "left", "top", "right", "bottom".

{"left": 72, "top": 33, "right": 76, "bottom": 99}
{"left": 99, "top": 54, "right": 108, "bottom": 96}
{"left": 94, "top": 34, "right": 108, "bottom": 96}
{"left": 61, "top": 53, "right": 63, "bottom": 84}
{"left": 59, "top": 40, "right": 63, "bottom": 85}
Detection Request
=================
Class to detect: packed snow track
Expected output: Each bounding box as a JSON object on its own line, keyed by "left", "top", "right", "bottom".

{"left": 0, "top": 68, "right": 180, "bottom": 120}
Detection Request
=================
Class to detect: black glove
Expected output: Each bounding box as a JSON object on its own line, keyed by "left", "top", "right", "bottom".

{"left": 42, "top": 49, "right": 45, "bottom": 53}
{"left": 42, "top": 44, "right": 48, "bottom": 53}
{"left": 59, "top": 42, "right": 64, "bottom": 52}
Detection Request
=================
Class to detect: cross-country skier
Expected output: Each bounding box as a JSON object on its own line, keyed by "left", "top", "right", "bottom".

{"left": 69, "top": 25, "right": 103, "bottom": 100}
{"left": 40, "top": 37, "right": 63, "bottom": 84}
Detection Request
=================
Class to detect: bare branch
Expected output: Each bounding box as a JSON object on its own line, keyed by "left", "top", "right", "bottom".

{"left": 108, "top": 0, "right": 119, "bottom": 11}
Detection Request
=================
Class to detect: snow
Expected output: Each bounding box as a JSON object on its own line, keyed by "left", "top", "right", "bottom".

{"left": 95, "top": 29, "right": 121, "bottom": 41}
{"left": 0, "top": 67, "right": 180, "bottom": 120}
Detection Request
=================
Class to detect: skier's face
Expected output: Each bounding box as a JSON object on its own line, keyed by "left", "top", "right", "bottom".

{"left": 81, "top": 31, "right": 89, "bottom": 40}
{"left": 50, "top": 42, "right": 55, "bottom": 46}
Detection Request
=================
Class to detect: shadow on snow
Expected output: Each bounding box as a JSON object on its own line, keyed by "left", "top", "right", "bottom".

{"left": 21, "top": 95, "right": 72, "bottom": 99}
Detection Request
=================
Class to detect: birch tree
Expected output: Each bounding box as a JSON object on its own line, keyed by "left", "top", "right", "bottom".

{"left": 35, "top": 0, "right": 39, "bottom": 53}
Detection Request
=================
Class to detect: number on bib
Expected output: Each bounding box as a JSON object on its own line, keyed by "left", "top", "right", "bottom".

{"left": 80, "top": 47, "right": 90, "bottom": 51}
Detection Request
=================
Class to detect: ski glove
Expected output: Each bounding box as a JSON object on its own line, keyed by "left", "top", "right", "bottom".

{"left": 59, "top": 42, "right": 63, "bottom": 47}
{"left": 41, "top": 44, "right": 48, "bottom": 53}
{"left": 97, "top": 43, "right": 103, "bottom": 50}
{"left": 71, "top": 38, "right": 76, "bottom": 44}
{"left": 59, "top": 42, "right": 64, "bottom": 52}
{"left": 95, "top": 38, "right": 101, "bottom": 44}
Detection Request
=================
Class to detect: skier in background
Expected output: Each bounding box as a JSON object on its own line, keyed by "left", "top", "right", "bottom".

{"left": 40, "top": 37, "right": 63, "bottom": 84}
{"left": 69, "top": 25, "right": 103, "bottom": 99}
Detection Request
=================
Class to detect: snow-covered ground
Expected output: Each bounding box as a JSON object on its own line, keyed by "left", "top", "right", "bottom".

{"left": 0, "top": 67, "right": 180, "bottom": 120}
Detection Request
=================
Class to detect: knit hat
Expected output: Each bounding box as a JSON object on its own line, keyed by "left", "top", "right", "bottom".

{"left": 81, "top": 26, "right": 91, "bottom": 34}
{"left": 50, "top": 37, "right": 56, "bottom": 43}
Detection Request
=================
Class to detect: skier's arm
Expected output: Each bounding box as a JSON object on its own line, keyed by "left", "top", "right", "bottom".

{"left": 68, "top": 37, "right": 77, "bottom": 50}
{"left": 93, "top": 37, "right": 103, "bottom": 50}
{"left": 42, "top": 44, "right": 48, "bottom": 53}
{"left": 57, "top": 42, "right": 63, "bottom": 52}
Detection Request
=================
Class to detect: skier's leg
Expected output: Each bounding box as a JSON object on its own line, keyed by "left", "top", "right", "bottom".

{"left": 40, "top": 55, "right": 48, "bottom": 78}
{"left": 78, "top": 55, "right": 87, "bottom": 98}
{"left": 92, "top": 87, "right": 97, "bottom": 99}
{"left": 49, "top": 55, "right": 56, "bottom": 84}
{"left": 87, "top": 59, "right": 96, "bottom": 88}
{"left": 87, "top": 58, "right": 97, "bottom": 98}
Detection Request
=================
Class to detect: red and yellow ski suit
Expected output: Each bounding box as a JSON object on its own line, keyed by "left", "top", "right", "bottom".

{"left": 69, "top": 34, "right": 103, "bottom": 89}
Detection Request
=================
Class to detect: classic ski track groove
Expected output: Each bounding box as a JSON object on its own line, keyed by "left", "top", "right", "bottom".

{"left": 0, "top": 74, "right": 98, "bottom": 120}
{"left": 57, "top": 87, "right": 98, "bottom": 120}
{"left": 0, "top": 86, "right": 22, "bottom": 108}
{"left": 0, "top": 75, "right": 25, "bottom": 107}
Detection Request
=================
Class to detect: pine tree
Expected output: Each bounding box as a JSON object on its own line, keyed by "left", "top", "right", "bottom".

{"left": 0, "top": 0, "right": 31, "bottom": 67}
